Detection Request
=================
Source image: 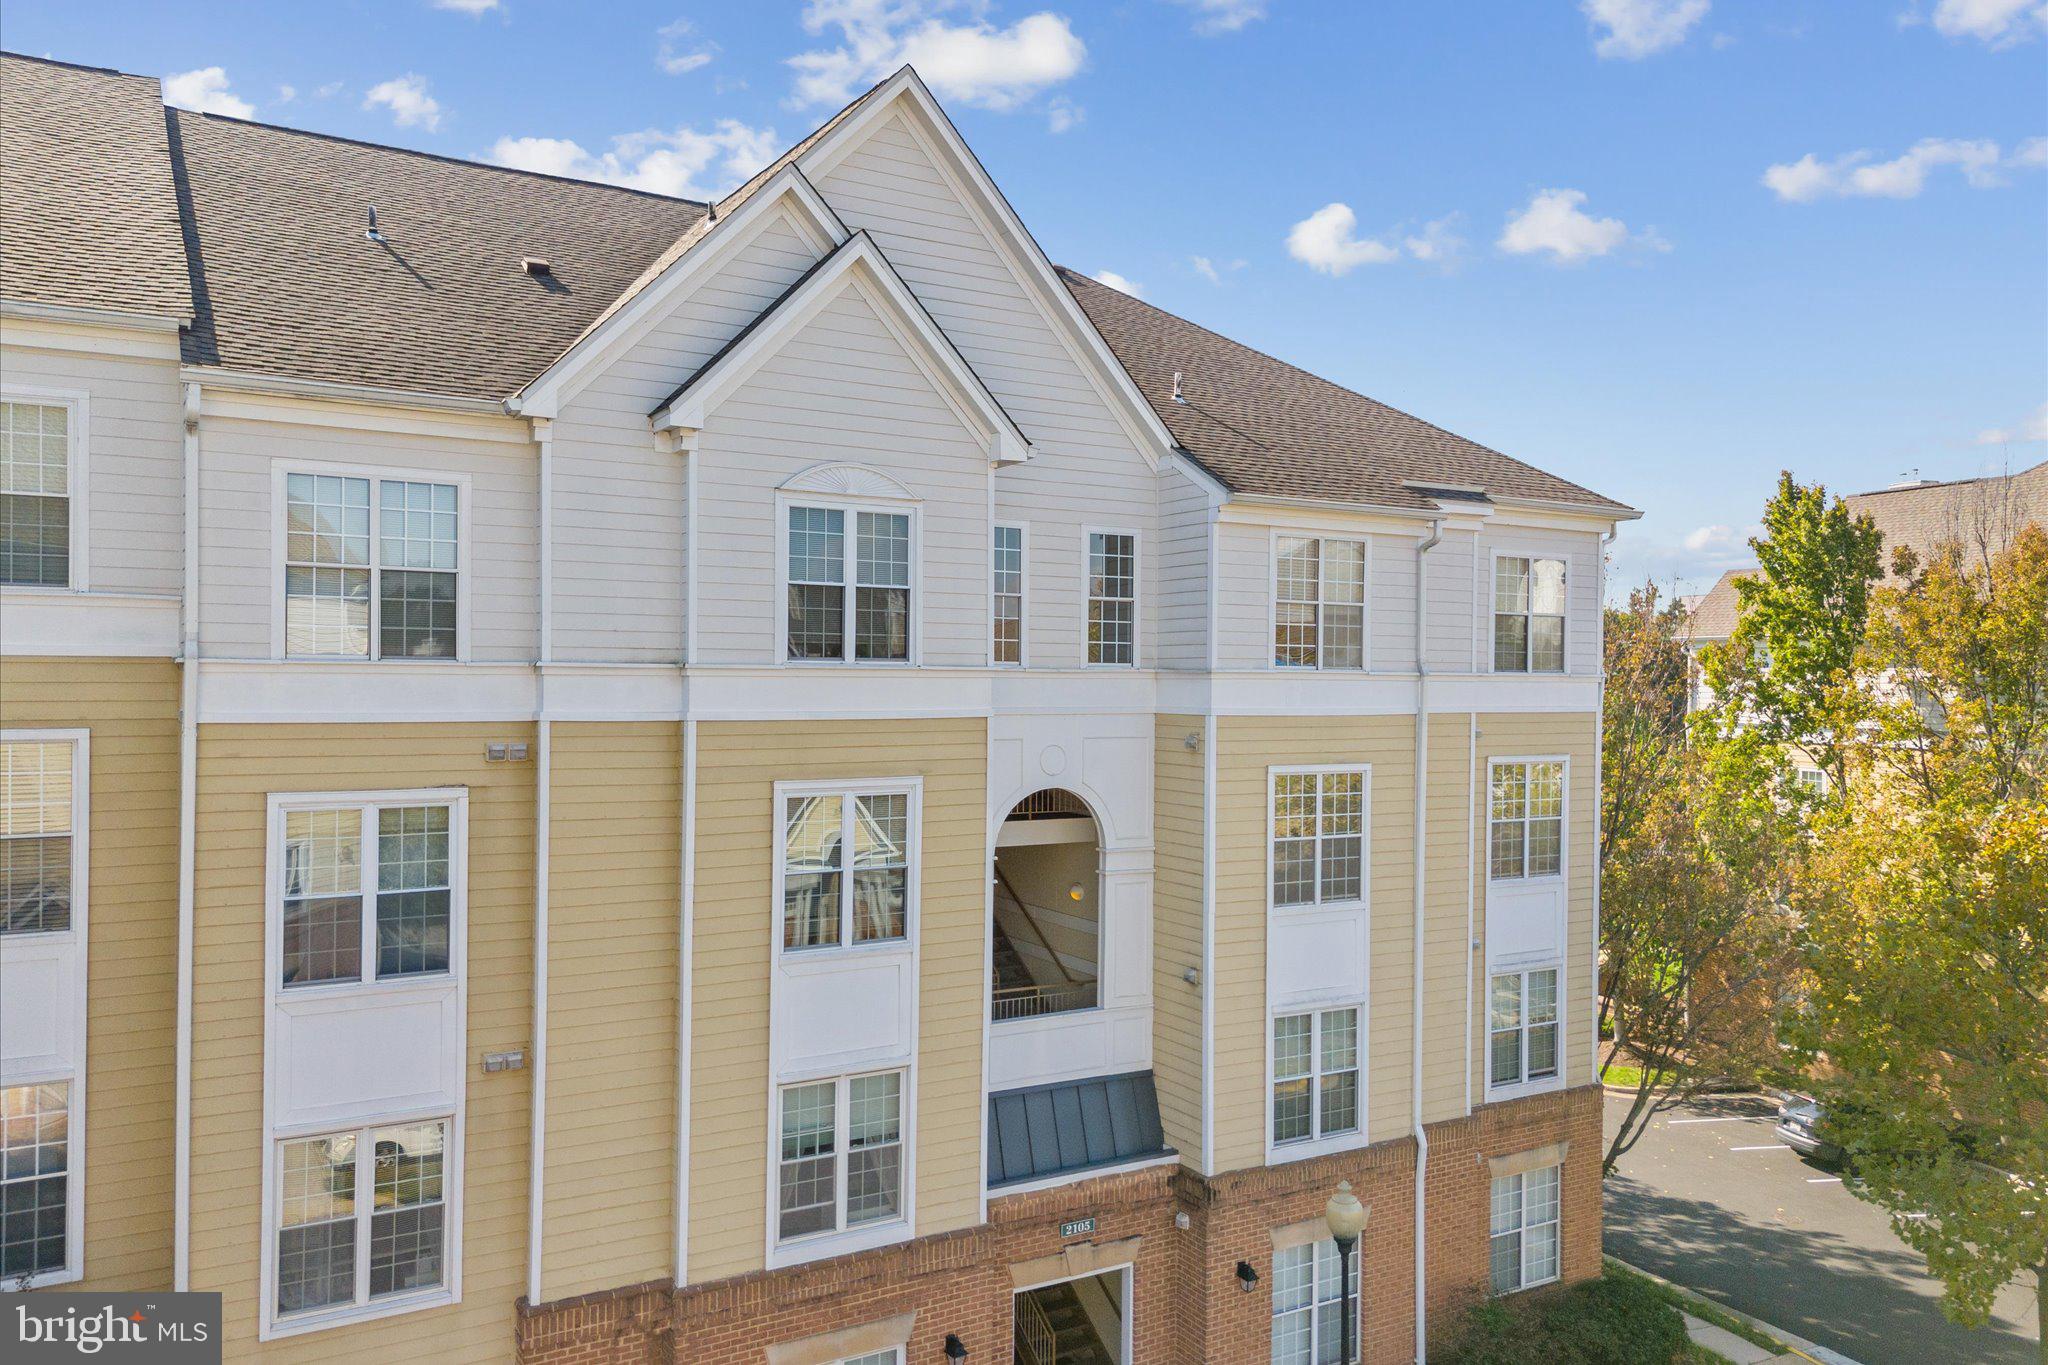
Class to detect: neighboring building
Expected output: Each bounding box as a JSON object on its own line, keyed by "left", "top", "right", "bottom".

{"left": 0, "top": 53, "right": 1634, "bottom": 1364}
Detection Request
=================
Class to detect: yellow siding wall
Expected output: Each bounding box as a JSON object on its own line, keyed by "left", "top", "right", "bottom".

{"left": 1468, "top": 712, "right": 1599, "bottom": 1100}
{"left": 541, "top": 722, "right": 679, "bottom": 1300}
{"left": 688, "top": 718, "right": 985, "bottom": 1283}
{"left": 1210, "top": 715, "right": 1418, "bottom": 1174}
{"left": 1151, "top": 715, "right": 1206, "bottom": 1167}
{"left": 1421, "top": 712, "right": 1478, "bottom": 1124}
{"left": 189, "top": 723, "right": 535, "bottom": 1363}
{"left": 1, "top": 657, "right": 180, "bottom": 1290}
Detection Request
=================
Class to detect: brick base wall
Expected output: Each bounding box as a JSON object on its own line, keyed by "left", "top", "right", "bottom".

{"left": 514, "top": 1087, "right": 1601, "bottom": 1364}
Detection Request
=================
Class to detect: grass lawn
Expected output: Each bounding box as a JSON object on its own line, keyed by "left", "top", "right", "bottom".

{"left": 1599, "top": 1059, "right": 1678, "bottom": 1088}
{"left": 1604, "top": 1258, "right": 1792, "bottom": 1358}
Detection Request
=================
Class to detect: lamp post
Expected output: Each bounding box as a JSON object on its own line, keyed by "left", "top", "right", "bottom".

{"left": 1324, "top": 1179, "right": 1366, "bottom": 1365}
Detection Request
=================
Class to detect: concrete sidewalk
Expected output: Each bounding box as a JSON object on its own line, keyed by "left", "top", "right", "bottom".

{"left": 1610, "top": 1256, "right": 1865, "bottom": 1365}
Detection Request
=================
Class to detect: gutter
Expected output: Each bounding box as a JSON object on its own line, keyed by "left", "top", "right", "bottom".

{"left": 526, "top": 418, "right": 554, "bottom": 1306}
{"left": 1411, "top": 516, "right": 1443, "bottom": 1363}
{"left": 2, "top": 297, "right": 188, "bottom": 333}
{"left": 178, "top": 365, "right": 507, "bottom": 417}
{"left": 172, "top": 381, "right": 201, "bottom": 1290}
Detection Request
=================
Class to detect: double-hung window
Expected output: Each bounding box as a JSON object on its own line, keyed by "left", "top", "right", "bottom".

{"left": 1275, "top": 536, "right": 1365, "bottom": 669}
{"left": 776, "top": 1070, "right": 905, "bottom": 1243}
{"left": 1271, "top": 769, "right": 1366, "bottom": 908}
{"left": 1, "top": 734, "right": 86, "bottom": 1285}
{"left": 1270, "top": 1237, "right": 1359, "bottom": 1364}
{"left": 1493, "top": 556, "right": 1566, "bottom": 672}
{"left": 1489, "top": 968, "right": 1560, "bottom": 1089}
{"left": 1272, "top": 1007, "right": 1361, "bottom": 1147}
{"left": 787, "top": 505, "right": 912, "bottom": 662}
{"left": 279, "top": 799, "right": 455, "bottom": 989}
{"left": 1490, "top": 1165, "right": 1562, "bottom": 1294}
{"left": 1086, "top": 531, "right": 1136, "bottom": 665}
{"left": 283, "top": 472, "right": 459, "bottom": 659}
{"left": 1488, "top": 761, "right": 1563, "bottom": 880}
{"left": 274, "top": 1117, "right": 450, "bottom": 1322}
{"left": 0, "top": 400, "right": 75, "bottom": 588}
{"left": 779, "top": 787, "right": 912, "bottom": 951}
{"left": 992, "top": 524, "right": 1025, "bottom": 665}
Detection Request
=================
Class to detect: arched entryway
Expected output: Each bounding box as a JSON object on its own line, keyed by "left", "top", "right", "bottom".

{"left": 991, "top": 788, "right": 1100, "bottom": 1021}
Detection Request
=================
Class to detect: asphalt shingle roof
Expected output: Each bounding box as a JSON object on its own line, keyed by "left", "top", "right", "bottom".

{"left": 1844, "top": 462, "right": 2047, "bottom": 575}
{"left": 0, "top": 54, "right": 192, "bottom": 321}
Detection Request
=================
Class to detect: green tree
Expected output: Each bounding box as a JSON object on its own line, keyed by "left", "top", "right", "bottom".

{"left": 1700, "top": 472, "right": 1882, "bottom": 788}
{"left": 1788, "top": 526, "right": 2048, "bottom": 1357}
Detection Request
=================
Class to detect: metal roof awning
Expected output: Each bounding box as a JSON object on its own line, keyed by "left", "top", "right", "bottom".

{"left": 987, "top": 1070, "right": 1172, "bottom": 1188}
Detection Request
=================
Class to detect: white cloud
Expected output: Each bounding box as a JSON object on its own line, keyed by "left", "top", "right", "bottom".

{"left": 1190, "top": 254, "right": 1246, "bottom": 283}
{"left": 163, "top": 67, "right": 255, "bottom": 119}
{"left": 364, "top": 73, "right": 443, "bottom": 131}
{"left": 315, "top": 81, "right": 344, "bottom": 99}
{"left": 1684, "top": 524, "right": 1735, "bottom": 552}
{"left": 788, "top": 1, "right": 1085, "bottom": 112}
{"left": 1762, "top": 137, "right": 2034, "bottom": 201}
{"left": 1163, "top": 0, "right": 1269, "bottom": 35}
{"left": 432, "top": 0, "right": 500, "bottom": 13}
{"left": 276, "top": 84, "right": 297, "bottom": 103}
{"left": 1047, "top": 97, "right": 1082, "bottom": 133}
{"left": 1930, "top": 0, "right": 2048, "bottom": 44}
{"left": 1402, "top": 213, "right": 1466, "bottom": 268}
{"left": 1091, "top": 270, "right": 1142, "bottom": 297}
{"left": 658, "top": 19, "right": 718, "bottom": 74}
{"left": 1286, "top": 203, "right": 1401, "bottom": 275}
{"left": 1582, "top": 0, "right": 1711, "bottom": 58}
{"left": 487, "top": 121, "right": 781, "bottom": 200}
{"left": 1497, "top": 189, "right": 1663, "bottom": 263}
{"left": 1976, "top": 402, "right": 2048, "bottom": 445}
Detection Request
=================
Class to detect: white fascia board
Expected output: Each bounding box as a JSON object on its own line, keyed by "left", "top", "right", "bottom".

{"left": 652, "top": 233, "right": 1030, "bottom": 465}
{"left": 513, "top": 166, "right": 851, "bottom": 420}
{"left": 795, "top": 70, "right": 1177, "bottom": 470}
{"left": 1164, "top": 449, "right": 1232, "bottom": 507}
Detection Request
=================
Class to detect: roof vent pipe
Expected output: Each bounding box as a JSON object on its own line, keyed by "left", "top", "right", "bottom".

{"left": 1171, "top": 371, "right": 1186, "bottom": 405}
{"left": 365, "top": 206, "right": 386, "bottom": 244}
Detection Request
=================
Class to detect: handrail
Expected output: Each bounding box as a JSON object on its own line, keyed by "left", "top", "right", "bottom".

{"left": 1016, "top": 1290, "right": 1058, "bottom": 1365}
{"left": 993, "top": 864, "right": 1078, "bottom": 985}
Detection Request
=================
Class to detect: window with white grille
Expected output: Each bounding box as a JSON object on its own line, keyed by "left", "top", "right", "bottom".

{"left": 1494, "top": 556, "right": 1566, "bottom": 672}
{"left": 278, "top": 800, "right": 455, "bottom": 988}
{"left": 282, "top": 472, "right": 459, "bottom": 659}
{"left": 787, "top": 505, "right": 913, "bottom": 662}
{"left": 1490, "top": 1164, "right": 1562, "bottom": 1294}
{"left": 1488, "top": 761, "right": 1564, "bottom": 881}
{"left": 273, "top": 1117, "right": 451, "bottom": 1322}
{"left": 779, "top": 786, "right": 914, "bottom": 951}
{"left": 993, "top": 524, "right": 1025, "bottom": 665}
{"left": 1489, "top": 967, "right": 1560, "bottom": 1089}
{"left": 1274, "top": 536, "right": 1365, "bottom": 669}
{"left": 1271, "top": 1007, "right": 1361, "bottom": 1146}
{"left": 1271, "top": 768, "right": 1367, "bottom": 908}
{"left": 0, "top": 400, "right": 74, "bottom": 587}
{"left": 777, "top": 1071, "right": 905, "bottom": 1243}
{"left": 1270, "top": 1237, "right": 1358, "bottom": 1364}
{"left": 0, "top": 1082, "right": 72, "bottom": 1281}
{"left": 1086, "top": 530, "right": 1136, "bottom": 665}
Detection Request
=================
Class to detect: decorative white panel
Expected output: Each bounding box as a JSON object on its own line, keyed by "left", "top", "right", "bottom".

{"left": 775, "top": 952, "right": 917, "bottom": 1078}
{"left": 1100, "top": 873, "right": 1152, "bottom": 1009}
{"left": 1269, "top": 909, "right": 1370, "bottom": 1010}
{"left": 987, "top": 1003, "right": 1152, "bottom": 1092}
{"left": 0, "top": 936, "right": 76, "bottom": 1078}
{"left": 779, "top": 461, "right": 919, "bottom": 502}
{"left": 1486, "top": 880, "right": 1566, "bottom": 970}
{"left": 270, "top": 986, "right": 463, "bottom": 1130}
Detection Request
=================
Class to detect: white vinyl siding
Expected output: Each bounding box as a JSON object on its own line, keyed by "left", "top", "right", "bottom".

{"left": 1490, "top": 1165, "right": 1562, "bottom": 1294}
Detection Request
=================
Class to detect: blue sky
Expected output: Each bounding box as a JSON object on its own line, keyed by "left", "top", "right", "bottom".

{"left": 9, "top": 0, "right": 2044, "bottom": 598}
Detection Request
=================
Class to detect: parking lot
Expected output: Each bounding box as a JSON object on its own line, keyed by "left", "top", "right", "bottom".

{"left": 1603, "top": 1092, "right": 2042, "bottom": 1364}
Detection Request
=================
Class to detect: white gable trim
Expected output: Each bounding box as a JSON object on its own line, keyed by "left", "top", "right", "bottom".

{"left": 511, "top": 166, "right": 850, "bottom": 419}
{"left": 651, "top": 232, "right": 1030, "bottom": 465}
{"left": 795, "top": 70, "right": 1177, "bottom": 470}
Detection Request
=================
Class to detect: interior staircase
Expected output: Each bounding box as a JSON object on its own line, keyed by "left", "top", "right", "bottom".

{"left": 991, "top": 920, "right": 1036, "bottom": 995}
{"left": 1015, "top": 1281, "right": 1115, "bottom": 1365}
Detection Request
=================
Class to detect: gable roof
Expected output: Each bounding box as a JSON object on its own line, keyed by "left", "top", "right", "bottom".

{"left": 1844, "top": 461, "right": 2047, "bottom": 574}
{"left": 1060, "top": 268, "right": 1633, "bottom": 518}
{"left": 1681, "top": 568, "right": 1754, "bottom": 643}
{"left": 168, "top": 105, "right": 704, "bottom": 400}
{"left": 0, "top": 54, "right": 192, "bottom": 323}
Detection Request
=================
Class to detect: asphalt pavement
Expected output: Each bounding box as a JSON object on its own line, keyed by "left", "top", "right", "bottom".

{"left": 1602, "top": 1091, "right": 2041, "bottom": 1365}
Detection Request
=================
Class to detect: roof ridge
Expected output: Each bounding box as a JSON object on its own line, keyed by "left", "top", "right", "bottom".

{"left": 0, "top": 49, "right": 155, "bottom": 82}
{"left": 1848, "top": 460, "right": 2047, "bottom": 497}
{"left": 1057, "top": 266, "right": 1625, "bottom": 510}
{"left": 165, "top": 106, "right": 711, "bottom": 207}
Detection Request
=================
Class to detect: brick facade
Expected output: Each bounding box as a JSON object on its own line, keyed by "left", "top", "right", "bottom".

{"left": 513, "top": 1087, "right": 1601, "bottom": 1364}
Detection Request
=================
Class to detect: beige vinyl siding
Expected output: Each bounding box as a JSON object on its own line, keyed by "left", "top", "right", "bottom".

{"left": 550, "top": 212, "right": 822, "bottom": 663}
{"left": 1210, "top": 715, "right": 1418, "bottom": 1173}
{"left": 540, "top": 723, "right": 679, "bottom": 1299}
{"left": 1421, "top": 712, "right": 1477, "bottom": 1122}
{"left": 197, "top": 412, "right": 538, "bottom": 661}
{"left": 692, "top": 283, "right": 993, "bottom": 667}
{"left": 1, "top": 657, "right": 180, "bottom": 1288}
{"left": 816, "top": 111, "right": 1159, "bottom": 671}
{"left": 1151, "top": 715, "right": 1206, "bottom": 1166}
{"left": 189, "top": 724, "right": 534, "bottom": 1362}
{"left": 1154, "top": 463, "right": 1213, "bottom": 672}
{"left": 688, "top": 718, "right": 985, "bottom": 1284}
{"left": 0, "top": 334, "right": 185, "bottom": 597}
{"left": 1469, "top": 711, "right": 1599, "bottom": 1100}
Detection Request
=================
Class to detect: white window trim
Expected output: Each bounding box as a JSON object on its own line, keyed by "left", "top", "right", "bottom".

{"left": 1486, "top": 964, "right": 1564, "bottom": 1102}
{"left": 1485, "top": 755, "right": 1570, "bottom": 887}
{"left": 770, "top": 778, "right": 922, "bottom": 962}
{"left": 259, "top": 1111, "right": 464, "bottom": 1339}
{"left": 1268, "top": 529, "right": 1371, "bottom": 672}
{"left": 267, "top": 461, "right": 474, "bottom": 664}
{"left": 0, "top": 386, "right": 91, "bottom": 593}
{"left": 992, "top": 520, "right": 1028, "bottom": 668}
{"left": 1490, "top": 1164, "right": 1563, "bottom": 1295}
{"left": 1081, "top": 525, "right": 1141, "bottom": 669}
{"left": 774, "top": 491, "right": 924, "bottom": 668}
{"left": 1269, "top": 1237, "right": 1361, "bottom": 1364}
{"left": 764, "top": 1064, "right": 917, "bottom": 1269}
{"left": 0, "top": 728, "right": 90, "bottom": 1289}
{"left": 1487, "top": 549, "right": 1568, "bottom": 675}
{"left": 1265, "top": 1001, "right": 1368, "bottom": 1165}
{"left": 258, "top": 785, "right": 468, "bottom": 1339}
{"left": 1012, "top": 1264, "right": 1137, "bottom": 1362}
{"left": 1266, "top": 765, "right": 1372, "bottom": 913}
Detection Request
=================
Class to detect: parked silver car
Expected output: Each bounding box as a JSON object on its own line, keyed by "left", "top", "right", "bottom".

{"left": 1775, "top": 1096, "right": 1844, "bottom": 1163}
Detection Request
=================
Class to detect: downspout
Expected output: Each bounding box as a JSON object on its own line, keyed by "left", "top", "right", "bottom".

{"left": 1412, "top": 516, "right": 1443, "bottom": 1364}
{"left": 173, "top": 381, "right": 201, "bottom": 1291}
{"left": 526, "top": 418, "right": 554, "bottom": 1307}
{"left": 675, "top": 443, "right": 698, "bottom": 1284}
{"left": 1199, "top": 498, "right": 1222, "bottom": 1176}
{"left": 1591, "top": 530, "right": 1614, "bottom": 1076}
